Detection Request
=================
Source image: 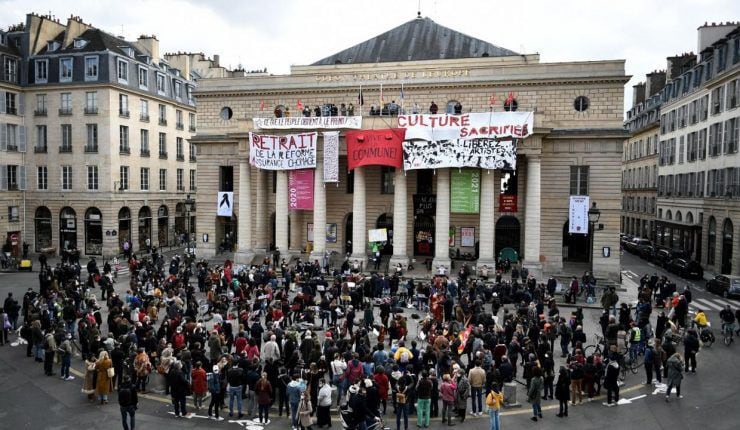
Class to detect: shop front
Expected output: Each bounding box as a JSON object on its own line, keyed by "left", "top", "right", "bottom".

{"left": 34, "top": 206, "right": 53, "bottom": 252}
{"left": 59, "top": 207, "right": 77, "bottom": 252}
{"left": 84, "top": 207, "right": 103, "bottom": 255}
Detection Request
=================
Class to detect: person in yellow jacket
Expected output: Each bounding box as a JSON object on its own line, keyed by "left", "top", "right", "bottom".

{"left": 693, "top": 310, "right": 708, "bottom": 328}
{"left": 393, "top": 340, "right": 413, "bottom": 368}
{"left": 486, "top": 385, "right": 504, "bottom": 430}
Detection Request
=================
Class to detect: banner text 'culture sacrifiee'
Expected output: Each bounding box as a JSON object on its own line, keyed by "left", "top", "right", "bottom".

{"left": 398, "top": 112, "right": 533, "bottom": 170}
{"left": 249, "top": 132, "right": 317, "bottom": 170}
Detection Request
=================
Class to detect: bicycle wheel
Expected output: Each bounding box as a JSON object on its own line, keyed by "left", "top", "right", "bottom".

{"left": 724, "top": 333, "right": 732, "bottom": 346}
{"left": 584, "top": 344, "right": 599, "bottom": 357}
{"left": 629, "top": 355, "right": 643, "bottom": 374}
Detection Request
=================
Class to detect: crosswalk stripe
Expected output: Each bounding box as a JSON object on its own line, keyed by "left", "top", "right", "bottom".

{"left": 691, "top": 298, "right": 724, "bottom": 311}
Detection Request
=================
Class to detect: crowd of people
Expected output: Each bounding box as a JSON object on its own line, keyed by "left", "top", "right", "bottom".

{"left": 3, "top": 248, "right": 740, "bottom": 430}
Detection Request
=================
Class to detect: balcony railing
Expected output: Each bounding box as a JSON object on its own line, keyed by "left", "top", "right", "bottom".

{"left": 158, "top": 118, "right": 167, "bottom": 126}
{"left": 84, "top": 145, "right": 99, "bottom": 153}
{"left": 140, "top": 114, "right": 150, "bottom": 122}
{"left": 159, "top": 151, "right": 168, "bottom": 159}
{"left": 176, "top": 154, "right": 185, "bottom": 161}
{"left": 119, "top": 109, "right": 130, "bottom": 118}
{"left": 140, "top": 149, "right": 150, "bottom": 157}
{"left": 189, "top": 125, "right": 196, "bottom": 132}
{"left": 176, "top": 122, "right": 184, "bottom": 130}
{"left": 34, "top": 109, "right": 47, "bottom": 116}
{"left": 59, "top": 107, "right": 73, "bottom": 116}
{"left": 119, "top": 146, "right": 131, "bottom": 155}
{"left": 84, "top": 107, "right": 98, "bottom": 115}
{"left": 34, "top": 146, "right": 48, "bottom": 153}
{"left": 189, "top": 156, "right": 197, "bottom": 162}
{"left": 59, "top": 146, "right": 72, "bottom": 153}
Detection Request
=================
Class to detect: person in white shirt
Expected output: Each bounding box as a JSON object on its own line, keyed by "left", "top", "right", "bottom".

{"left": 331, "top": 354, "right": 348, "bottom": 407}
{"left": 316, "top": 378, "right": 333, "bottom": 427}
{"left": 261, "top": 335, "right": 281, "bottom": 363}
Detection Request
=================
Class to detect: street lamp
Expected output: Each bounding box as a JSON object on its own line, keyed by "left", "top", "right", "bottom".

{"left": 184, "top": 194, "right": 195, "bottom": 248}
{"left": 588, "top": 201, "right": 601, "bottom": 275}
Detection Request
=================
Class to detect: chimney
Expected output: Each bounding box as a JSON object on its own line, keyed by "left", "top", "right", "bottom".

{"left": 666, "top": 53, "right": 696, "bottom": 80}
{"left": 63, "top": 16, "right": 93, "bottom": 48}
{"left": 697, "top": 21, "right": 739, "bottom": 54}
{"left": 645, "top": 71, "right": 666, "bottom": 97}
{"left": 213, "top": 54, "right": 220, "bottom": 67}
{"left": 135, "top": 35, "right": 159, "bottom": 63}
{"left": 632, "top": 82, "right": 646, "bottom": 107}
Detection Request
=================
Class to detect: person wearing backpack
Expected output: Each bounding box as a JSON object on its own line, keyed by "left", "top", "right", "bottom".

{"left": 207, "top": 365, "right": 225, "bottom": 421}
{"left": 118, "top": 376, "right": 138, "bottom": 430}
{"left": 485, "top": 384, "right": 504, "bottom": 430}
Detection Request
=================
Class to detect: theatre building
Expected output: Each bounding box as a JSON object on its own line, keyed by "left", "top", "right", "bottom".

{"left": 193, "top": 16, "right": 628, "bottom": 280}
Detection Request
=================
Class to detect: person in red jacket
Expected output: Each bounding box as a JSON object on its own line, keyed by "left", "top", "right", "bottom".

{"left": 191, "top": 361, "right": 208, "bottom": 410}
{"left": 373, "top": 366, "right": 390, "bottom": 415}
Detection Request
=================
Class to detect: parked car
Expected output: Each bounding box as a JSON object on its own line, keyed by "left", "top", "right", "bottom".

{"left": 637, "top": 244, "right": 655, "bottom": 260}
{"left": 666, "top": 258, "right": 704, "bottom": 280}
{"left": 620, "top": 234, "right": 633, "bottom": 248}
{"left": 625, "top": 238, "right": 651, "bottom": 254}
{"left": 652, "top": 248, "right": 674, "bottom": 267}
{"left": 706, "top": 275, "right": 740, "bottom": 299}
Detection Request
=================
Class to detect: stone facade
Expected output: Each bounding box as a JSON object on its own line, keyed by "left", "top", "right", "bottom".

{"left": 193, "top": 19, "right": 627, "bottom": 281}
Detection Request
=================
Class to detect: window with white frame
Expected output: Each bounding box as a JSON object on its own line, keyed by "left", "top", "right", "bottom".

{"left": 36, "top": 125, "right": 47, "bottom": 150}
{"left": 138, "top": 66, "right": 148, "bottom": 89}
{"left": 85, "top": 91, "right": 98, "bottom": 113}
{"left": 176, "top": 109, "right": 183, "bottom": 128}
{"left": 156, "top": 73, "right": 166, "bottom": 94}
{"left": 158, "top": 132, "right": 167, "bottom": 156}
{"left": 140, "top": 167, "right": 149, "bottom": 191}
{"left": 59, "top": 58, "right": 73, "bottom": 82}
{"left": 35, "top": 94, "right": 47, "bottom": 114}
{"left": 189, "top": 112, "right": 196, "bottom": 131}
{"left": 61, "top": 166, "right": 73, "bottom": 190}
{"left": 176, "top": 137, "right": 184, "bottom": 159}
{"left": 35, "top": 59, "right": 48, "bottom": 83}
{"left": 177, "top": 168, "right": 184, "bottom": 191}
{"left": 120, "top": 166, "right": 129, "bottom": 190}
{"left": 189, "top": 140, "right": 196, "bottom": 160}
{"left": 117, "top": 58, "right": 128, "bottom": 83}
{"left": 189, "top": 169, "right": 196, "bottom": 190}
{"left": 37, "top": 166, "right": 47, "bottom": 190}
{"left": 4, "top": 92, "right": 17, "bottom": 114}
{"left": 174, "top": 81, "right": 182, "bottom": 99}
{"left": 119, "top": 125, "right": 129, "bottom": 152}
{"left": 86, "top": 124, "right": 98, "bottom": 152}
{"left": 5, "top": 124, "right": 17, "bottom": 149}
{"left": 61, "top": 124, "right": 72, "bottom": 151}
{"left": 569, "top": 166, "right": 589, "bottom": 195}
{"left": 119, "top": 94, "right": 129, "bottom": 116}
{"left": 85, "top": 56, "right": 98, "bottom": 80}
{"left": 4, "top": 57, "right": 17, "bottom": 82}
{"left": 60, "top": 93, "right": 72, "bottom": 114}
{"left": 140, "top": 99, "right": 149, "bottom": 120}
{"left": 87, "top": 165, "right": 98, "bottom": 190}
{"left": 159, "top": 169, "right": 167, "bottom": 191}
{"left": 140, "top": 129, "right": 149, "bottom": 154}
{"left": 158, "top": 104, "right": 166, "bottom": 124}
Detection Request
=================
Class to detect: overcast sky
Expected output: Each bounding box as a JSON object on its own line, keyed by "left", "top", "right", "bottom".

{"left": 3, "top": 0, "right": 739, "bottom": 111}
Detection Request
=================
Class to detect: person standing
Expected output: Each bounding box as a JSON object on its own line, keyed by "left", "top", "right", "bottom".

{"left": 59, "top": 333, "right": 74, "bottom": 381}
{"left": 527, "top": 367, "right": 543, "bottom": 421}
{"left": 644, "top": 341, "right": 660, "bottom": 385}
{"left": 416, "top": 371, "right": 433, "bottom": 428}
{"left": 207, "top": 365, "right": 225, "bottom": 421}
{"left": 468, "top": 360, "right": 486, "bottom": 416}
{"left": 255, "top": 372, "right": 273, "bottom": 424}
{"left": 191, "top": 361, "right": 208, "bottom": 410}
{"left": 118, "top": 376, "right": 138, "bottom": 430}
{"left": 603, "top": 360, "right": 620, "bottom": 407}
{"left": 227, "top": 362, "right": 245, "bottom": 418}
{"left": 395, "top": 380, "right": 409, "bottom": 430}
{"left": 485, "top": 385, "right": 504, "bottom": 430}
{"left": 454, "top": 368, "right": 470, "bottom": 423}
{"left": 555, "top": 366, "right": 570, "bottom": 417}
{"left": 96, "top": 350, "right": 114, "bottom": 404}
{"left": 317, "top": 378, "right": 333, "bottom": 428}
{"left": 43, "top": 331, "right": 56, "bottom": 376}
{"left": 287, "top": 373, "right": 307, "bottom": 430}
{"left": 440, "top": 374, "right": 457, "bottom": 426}
{"left": 683, "top": 329, "right": 700, "bottom": 373}
{"left": 665, "top": 352, "right": 684, "bottom": 402}
{"left": 169, "top": 361, "right": 191, "bottom": 418}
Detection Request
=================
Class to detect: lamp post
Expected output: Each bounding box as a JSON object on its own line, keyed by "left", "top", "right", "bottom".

{"left": 184, "top": 194, "right": 195, "bottom": 250}
{"left": 588, "top": 201, "right": 601, "bottom": 275}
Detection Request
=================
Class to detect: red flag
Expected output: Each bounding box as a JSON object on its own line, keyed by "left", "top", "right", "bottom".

{"left": 457, "top": 325, "right": 473, "bottom": 355}
{"left": 297, "top": 99, "right": 304, "bottom": 110}
{"left": 488, "top": 95, "right": 497, "bottom": 106}
{"left": 505, "top": 92, "right": 515, "bottom": 104}
{"left": 260, "top": 99, "right": 265, "bottom": 111}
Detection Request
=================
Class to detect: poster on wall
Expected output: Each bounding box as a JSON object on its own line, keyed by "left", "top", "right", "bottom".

{"left": 449, "top": 227, "right": 456, "bottom": 246}
{"left": 217, "top": 191, "right": 234, "bottom": 216}
{"left": 499, "top": 194, "right": 518, "bottom": 212}
{"left": 569, "top": 195, "right": 590, "bottom": 234}
{"left": 253, "top": 116, "right": 362, "bottom": 130}
{"left": 461, "top": 227, "right": 475, "bottom": 247}
{"left": 345, "top": 129, "right": 405, "bottom": 170}
{"left": 450, "top": 169, "right": 480, "bottom": 213}
{"left": 288, "top": 169, "right": 315, "bottom": 210}
{"left": 307, "top": 223, "right": 338, "bottom": 243}
{"left": 398, "top": 112, "right": 533, "bottom": 171}
{"left": 413, "top": 194, "right": 436, "bottom": 216}
{"left": 249, "top": 132, "right": 317, "bottom": 170}
{"left": 323, "top": 131, "right": 340, "bottom": 182}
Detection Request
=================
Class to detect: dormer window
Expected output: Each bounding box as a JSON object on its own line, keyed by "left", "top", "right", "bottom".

{"left": 117, "top": 58, "right": 129, "bottom": 83}
{"left": 47, "top": 41, "right": 60, "bottom": 52}
{"left": 118, "top": 46, "right": 134, "bottom": 58}
{"left": 73, "top": 39, "right": 88, "bottom": 49}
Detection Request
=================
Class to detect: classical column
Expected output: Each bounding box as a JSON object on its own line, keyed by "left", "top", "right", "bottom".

{"left": 289, "top": 210, "right": 302, "bottom": 255}
{"left": 523, "top": 155, "right": 542, "bottom": 276}
{"left": 389, "top": 168, "right": 409, "bottom": 269}
{"left": 309, "top": 161, "right": 326, "bottom": 263}
{"left": 351, "top": 167, "right": 367, "bottom": 268}
{"left": 254, "top": 169, "right": 268, "bottom": 252}
{"left": 477, "top": 169, "right": 496, "bottom": 270}
{"left": 275, "top": 170, "right": 289, "bottom": 256}
{"left": 432, "top": 168, "right": 451, "bottom": 271}
{"left": 235, "top": 159, "right": 253, "bottom": 263}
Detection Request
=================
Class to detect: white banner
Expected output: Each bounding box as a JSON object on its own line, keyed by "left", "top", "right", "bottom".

{"left": 403, "top": 138, "right": 517, "bottom": 170}
{"left": 249, "top": 132, "right": 317, "bottom": 170}
{"left": 323, "top": 131, "right": 339, "bottom": 183}
{"left": 569, "top": 195, "right": 590, "bottom": 234}
{"left": 368, "top": 228, "right": 388, "bottom": 243}
{"left": 217, "top": 192, "right": 233, "bottom": 217}
{"left": 253, "top": 116, "right": 362, "bottom": 130}
{"left": 461, "top": 227, "right": 475, "bottom": 247}
{"left": 398, "top": 112, "right": 533, "bottom": 140}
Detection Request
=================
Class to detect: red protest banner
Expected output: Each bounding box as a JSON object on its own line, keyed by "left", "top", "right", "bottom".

{"left": 499, "top": 194, "right": 518, "bottom": 212}
{"left": 345, "top": 128, "right": 405, "bottom": 171}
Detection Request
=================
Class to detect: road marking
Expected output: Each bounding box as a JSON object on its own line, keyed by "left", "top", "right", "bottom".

{"left": 617, "top": 394, "right": 647, "bottom": 405}
{"left": 691, "top": 298, "right": 724, "bottom": 311}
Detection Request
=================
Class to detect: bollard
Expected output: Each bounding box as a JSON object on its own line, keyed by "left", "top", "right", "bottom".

{"left": 503, "top": 382, "right": 521, "bottom": 408}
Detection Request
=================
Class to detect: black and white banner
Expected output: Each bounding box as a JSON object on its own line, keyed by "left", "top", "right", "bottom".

{"left": 403, "top": 138, "right": 517, "bottom": 170}
{"left": 249, "top": 132, "right": 317, "bottom": 170}
{"left": 217, "top": 192, "right": 233, "bottom": 217}
{"left": 323, "top": 131, "right": 339, "bottom": 183}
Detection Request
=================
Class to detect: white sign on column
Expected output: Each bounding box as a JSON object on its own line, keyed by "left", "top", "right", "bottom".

{"left": 217, "top": 192, "right": 234, "bottom": 216}
{"left": 569, "top": 195, "right": 590, "bottom": 234}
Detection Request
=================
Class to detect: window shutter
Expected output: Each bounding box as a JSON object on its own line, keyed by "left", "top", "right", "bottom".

{"left": 0, "top": 91, "right": 5, "bottom": 113}
{"left": 0, "top": 123, "right": 7, "bottom": 151}
{"left": 18, "top": 93, "right": 24, "bottom": 114}
{"left": 18, "top": 125, "right": 26, "bottom": 152}
{"left": 19, "top": 165, "right": 26, "bottom": 190}
{"left": 0, "top": 165, "right": 7, "bottom": 190}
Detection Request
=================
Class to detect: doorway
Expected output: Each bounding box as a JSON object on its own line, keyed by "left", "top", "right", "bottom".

{"left": 722, "top": 218, "right": 733, "bottom": 275}
{"left": 562, "top": 220, "right": 590, "bottom": 262}
{"left": 414, "top": 215, "right": 435, "bottom": 256}
{"left": 495, "top": 216, "right": 521, "bottom": 258}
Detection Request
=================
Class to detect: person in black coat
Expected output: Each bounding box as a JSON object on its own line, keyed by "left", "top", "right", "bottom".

{"left": 603, "top": 360, "right": 620, "bottom": 406}
{"left": 168, "top": 361, "right": 190, "bottom": 417}
{"left": 555, "top": 366, "right": 570, "bottom": 417}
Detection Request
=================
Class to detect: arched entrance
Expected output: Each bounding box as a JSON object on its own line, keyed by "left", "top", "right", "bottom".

{"left": 562, "top": 220, "right": 590, "bottom": 262}
{"left": 414, "top": 215, "right": 435, "bottom": 256}
{"left": 175, "top": 203, "right": 186, "bottom": 242}
{"left": 59, "top": 207, "right": 77, "bottom": 251}
{"left": 84, "top": 207, "right": 103, "bottom": 255}
{"left": 344, "top": 212, "right": 353, "bottom": 255}
{"left": 376, "top": 213, "right": 393, "bottom": 255}
{"left": 118, "top": 207, "right": 131, "bottom": 252}
{"left": 495, "top": 216, "right": 521, "bottom": 258}
{"left": 722, "top": 218, "right": 733, "bottom": 275}
{"left": 138, "top": 206, "right": 152, "bottom": 251}
{"left": 157, "top": 205, "right": 169, "bottom": 247}
{"left": 217, "top": 215, "right": 237, "bottom": 253}
{"left": 34, "top": 206, "right": 52, "bottom": 252}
